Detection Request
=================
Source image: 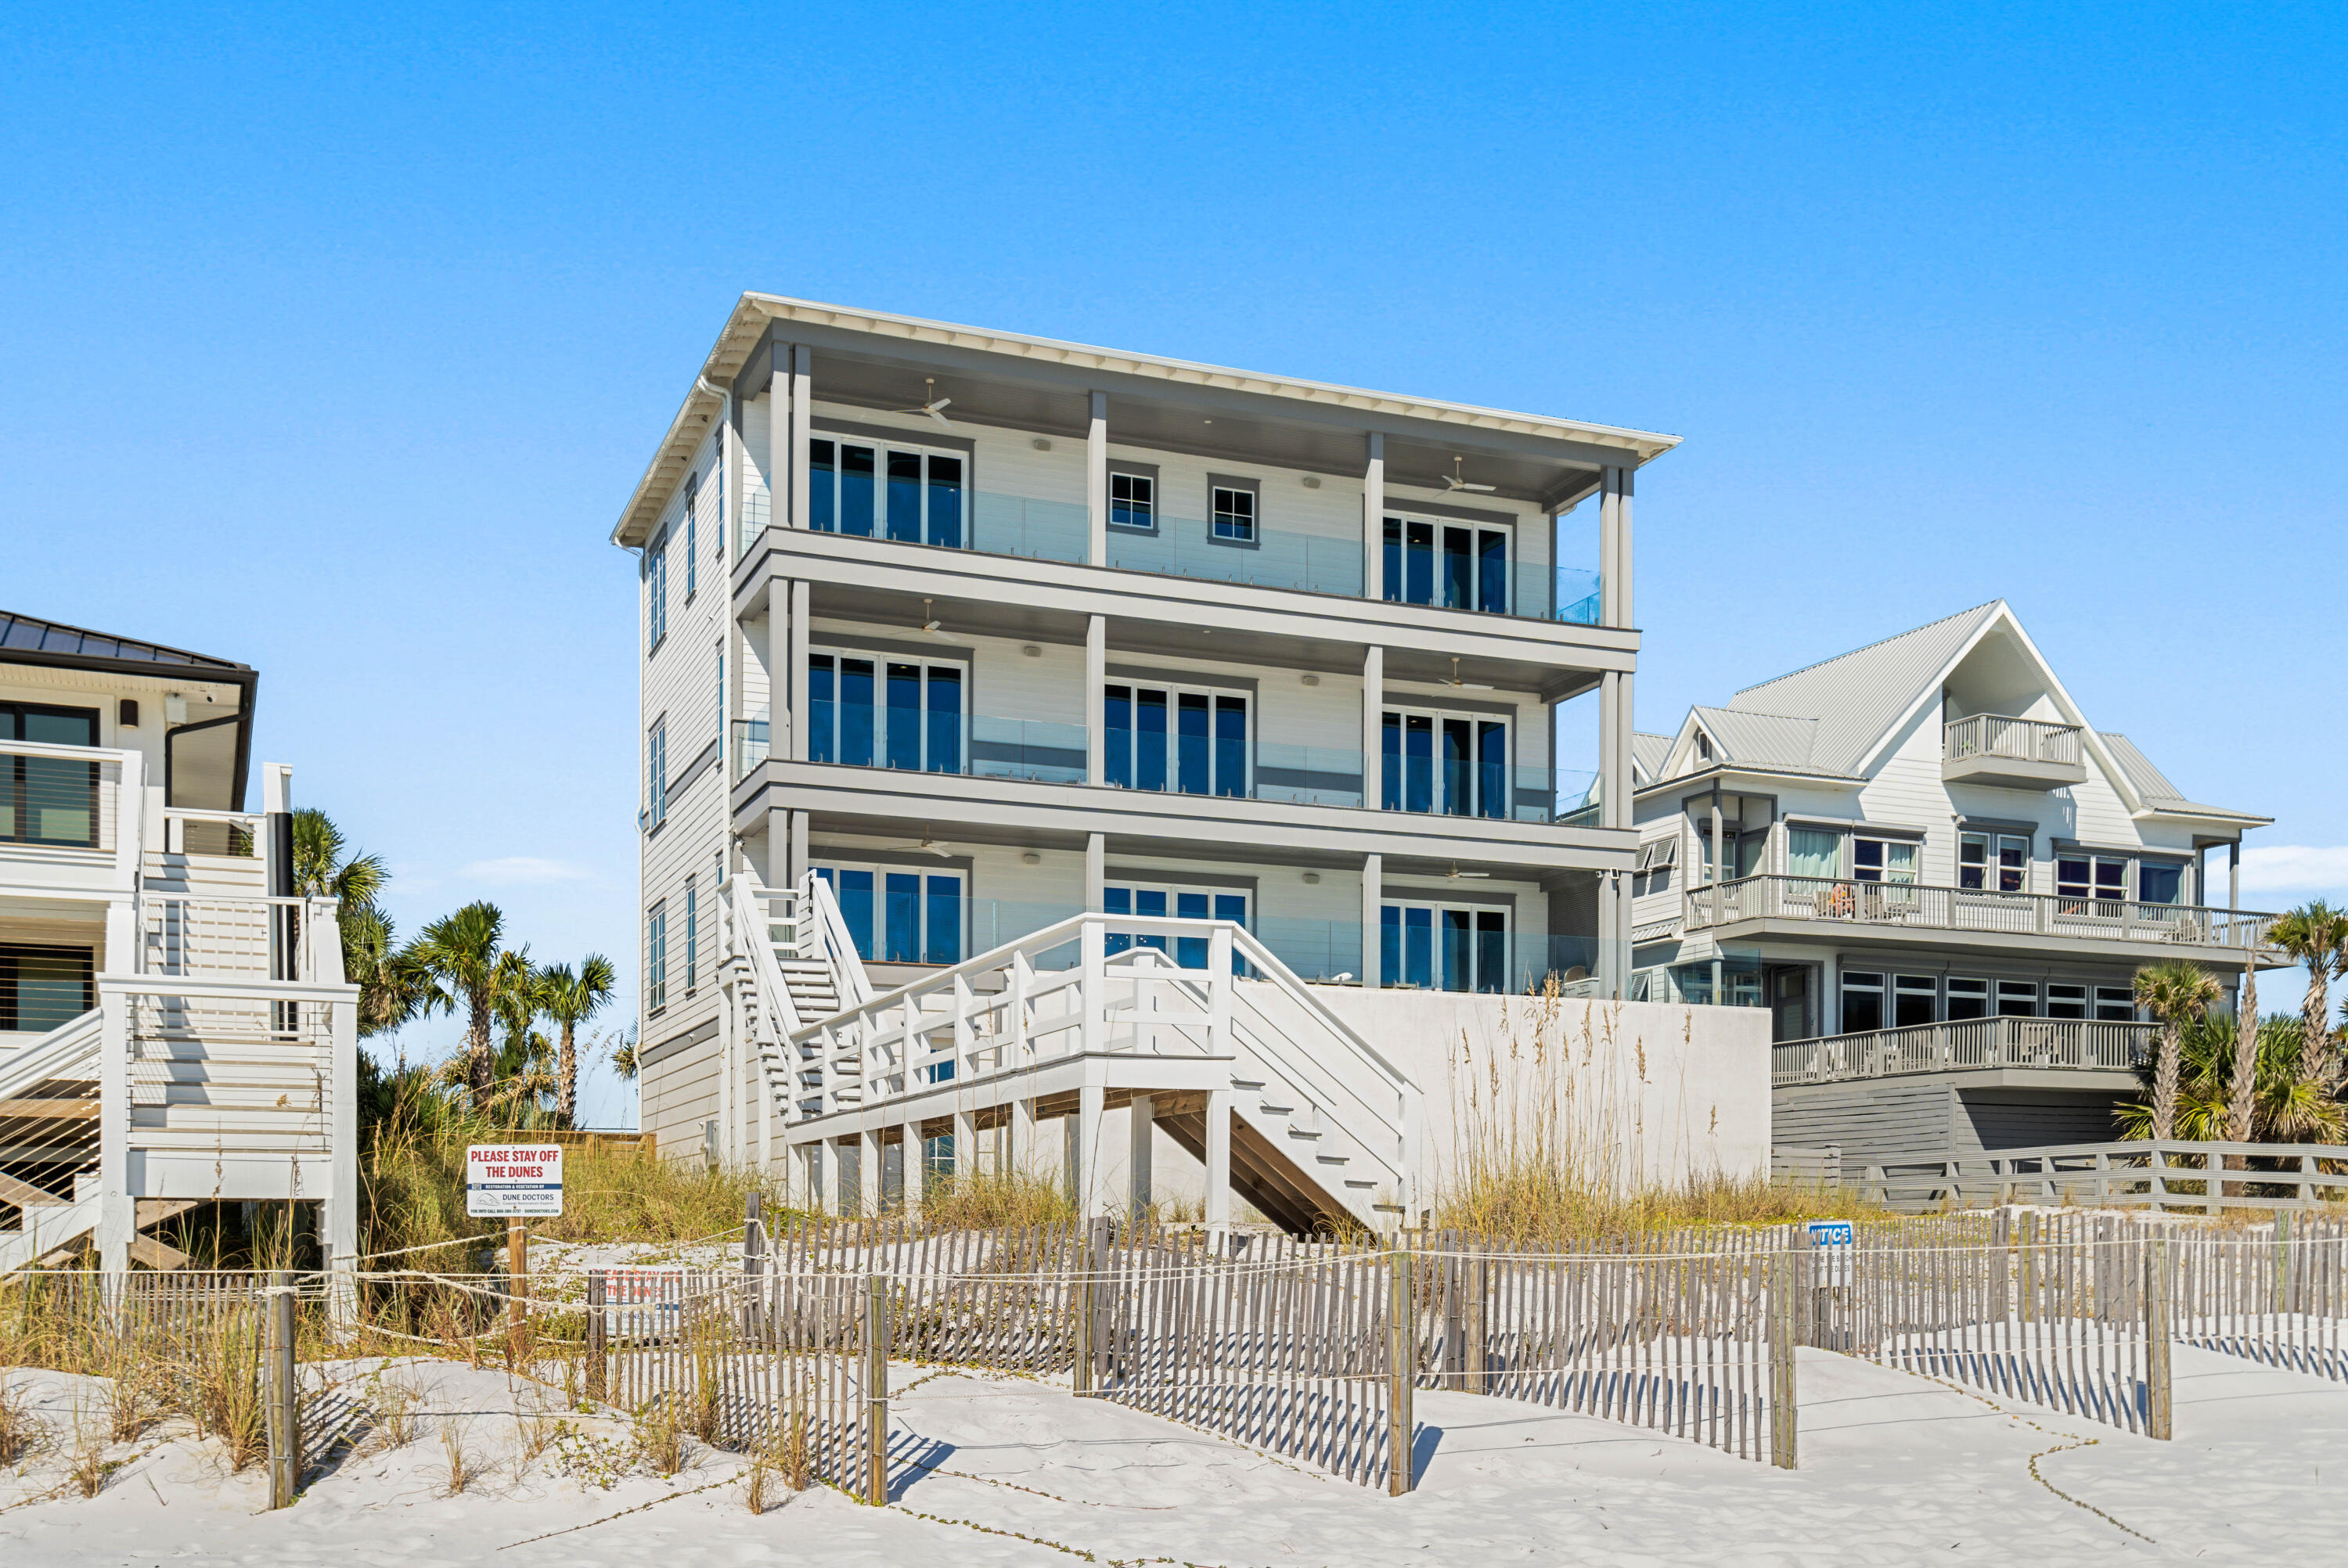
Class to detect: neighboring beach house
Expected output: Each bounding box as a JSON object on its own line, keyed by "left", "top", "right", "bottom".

{"left": 614, "top": 295, "right": 1770, "bottom": 1232}
{"left": 0, "top": 611, "right": 358, "bottom": 1277}
{"left": 1626, "top": 601, "right": 2279, "bottom": 1174}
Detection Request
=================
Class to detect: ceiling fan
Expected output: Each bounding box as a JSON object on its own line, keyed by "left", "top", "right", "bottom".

{"left": 884, "top": 831, "right": 956, "bottom": 859}
{"left": 1439, "top": 656, "right": 1494, "bottom": 691}
{"left": 1441, "top": 455, "right": 1495, "bottom": 494}
{"left": 893, "top": 376, "right": 954, "bottom": 429}
{"left": 1445, "top": 864, "right": 1491, "bottom": 880}
{"left": 919, "top": 598, "right": 948, "bottom": 636}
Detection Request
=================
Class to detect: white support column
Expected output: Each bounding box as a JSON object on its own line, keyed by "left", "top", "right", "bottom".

{"left": 787, "top": 345, "right": 812, "bottom": 530}
{"left": 788, "top": 811, "right": 809, "bottom": 887}
{"left": 817, "top": 1139, "right": 840, "bottom": 1217}
{"left": 1600, "top": 467, "right": 1624, "bottom": 628}
{"left": 786, "top": 580, "right": 811, "bottom": 761}
{"left": 1010, "top": 1096, "right": 1035, "bottom": 1178}
{"left": 717, "top": 988, "right": 737, "bottom": 1165}
{"left": 1596, "top": 869, "right": 1619, "bottom": 999}
{"left": 858, "top": 1127, "right": 882, "bottom": 1217}
{"left": 326, "top": 994, "right": 359, "bottom": 1329}
{"left": 1601, "top": 672, "right": 1628, "bottom": 830}
{"left": 1203, "top": 1088, "right": 1232, "bottom": 1240}
{"left": 96, "top": 984, "right": 131, "bottom": 1275}
{"left": 1086, "top": 390, "right": 1108, "bottom": 567}
{"left": 2229, "top": 841, "right": 2241, "bottom": 912}
{"left": 901, "top": 1119, "right": 925, "bottom": 1214}
{"left": 1616, "top": 464, "right": 1634, "bottom": 629}
{"left": 1711, "top": 793, "right": 1727, "bottom": 893}
{"left": 1363, "top": 433, "right": 1385, "bottom": 602}
{"left": 1085, "top": 832, "right": 1106, "bottom": 912}
{"left": 953, "top": 1109, "right": 977, "bottom": 1187}
{"left": 1361, "top": 645, "right": 1382, "bottom": 812}
{"left": 1085, "top": 614, "right": 1107, "bottom": 785}
{"left": 1127, "top": 1094, "right": 1154, "bottom": 1218}
{"left": 1361, "top": 853, "right": 1382, "bottom": 988}
{"left": 1079, "top": 918, "right": 1105, "bottom": 1059}
{"left": 1076, "top": 1079, "right": 1105, "bottom": 1217}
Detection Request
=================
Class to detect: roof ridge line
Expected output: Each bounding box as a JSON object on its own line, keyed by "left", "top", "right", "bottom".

{"left": 1731, "top": 600, "right": 2003, "bottom": 697}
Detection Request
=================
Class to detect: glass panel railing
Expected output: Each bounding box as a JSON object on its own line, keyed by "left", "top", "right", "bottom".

{"left": 1251, "top": 743, "right": 1368, "bottom": 807}
{"left": 1370, "top": 761, "right": 1600, "bottom": 825}
{"left": 1107, "top": 518, "right": 1367, "bottom": 597}
{"left": 1383, "top": 559, "right": 1603, "bottom": 624}
{"left": 968, "top": 716, "right": 1087, "bottom": 784}
{"left": 732, "top": 715, "right": 770, "bottom": 781}
{"left": 970, "top": 492, "right": 1089, "bottom": 564}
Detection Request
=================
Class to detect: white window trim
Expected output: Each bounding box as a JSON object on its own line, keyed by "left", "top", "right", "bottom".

{"left": 812, "top": 861, "right": 967, "bottom": 966}
{"left": 1381, "top": 703, "right": 1514, "bottom": 818}
{"left": 807, "top": 646, "right": 972, "bottom": 773}
{"left": 807, "top": 432, "right": 969, "bottom": 545}
{"left": 1103, "top": 678, "right": 1253, "bottom": 797}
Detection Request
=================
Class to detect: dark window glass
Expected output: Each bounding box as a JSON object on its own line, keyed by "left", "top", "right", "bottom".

{"left": 927, "top": 455, "right": 963, "bottom": 548}
{"left": 1893, "top": 976, "right": 1936, "bottom": 1027}
{"left": 1212, "top": 487, "right": 1255, "bottom": 541}
{"left": 884, "top": 872, "right": 921, "bottom": 962}
{"left": 926, "top": 666, "right": 961, "bottom": 773}
{"left": 887, "top": 451, "right": 923, "bottom": 542}
{"left": 1381, "top": 517, "right": 1403, "bottom": 603}
{"left": 1213, "top": 696, "right": 1246, "bottom": 798}
{"left": 1111, "top": 472, "right": 1154, "bottom": 530}
{"left": 2138, "top": 862, "right": 2182, "bottom": 905}
{"left": 3, "top": 705, "right": 100, "bottom": 848}
{"left": 1405, "top": 714, "right": 1433, "bottom": 814}
{"left": 1136, "top": 689, "right": 1168, "bottom": 791}
{"left": 887, "top": 664, "right": 922, "bottom": 770}
{"left": 808, "top": 656, "right": 836, "bottom": 764}
{"left": 1958, "top": 833, "right": 1987, "bottom": 890}
{"left": 1103, "top": 885, "right": 1133, "bottom": 956}
{"left": 1405, "top": 520, "right": 1434, "bottom": 603}
{"left": 1842, "top": 972, "right": 1885, "bottom": 1033}
{"left": 1440, "top": 908, "right": 1472, "bottom": 992}
{"left": 1380, "top": 904, "right": 1401, "bottom": 985}
{"left": 1104, "top": 685, "right": 1133, "bottom": 789}
{"left": 839, "top": 444, "right": 876, "bottom": 535}
{"left": 1946, "top": 979, "right": 1990, "bottom": 1021}
{"left": 839, "top": 658, "right": 875, "bottom": 767}
{"left": 1475, "top": 911, "right": 1506, "bottom": 994}
{"left": 2046, "top": 984, "right": 2088, "bottom": 1020}
{"left": 0, "top": 944, "right": 95, "bottom": 1032}
{"left": 809, "top": 441, "right": 837, "bottom": 530}
{"left": 1381, "top": 712, "right": 1403, "bottom": 810}
{"left": 1853, "top": 840, "right": 1885, "bottom": 881}
{"left": 1998, "top": 836, "right": 2029, "bottom": 893}
{"left": 924, "top": 875, "right": 962, "bottom": 965}
{"left": 2094, "top": 987, "right": 2134, "bottom": 1021}
{"left": 1176, "top": 891, "right": 1209, "bottom": 970}
{"left": 1403, "top": 906, "right": 1433, "bottom": 989}
{"left": 1997, "top": 981, "right": 2037, "bottom": 1017}
{"left": 1176, "top": 692, "right": 1210, "bottom": 796}
{"left": 1478, "top": 530, "right": 1508, "bottom": 613}
{"left": 1477, "top": 721, "right": 1507, "bottom": 820}
{"left": 1441, "top": 526, "right": 1473, "bottom": 610}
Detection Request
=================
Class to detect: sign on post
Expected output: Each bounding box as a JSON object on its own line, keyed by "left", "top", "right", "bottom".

{"left": 1806, "top": 1219, "right": 1854, "bottom": 1287}
{"left": 466, "top": 1144, "right": 565, "bottom": 1217}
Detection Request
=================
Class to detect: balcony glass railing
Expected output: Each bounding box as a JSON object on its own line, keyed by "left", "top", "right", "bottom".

{"left": 968, "top": 716, "right": 1087, "bottom": 785}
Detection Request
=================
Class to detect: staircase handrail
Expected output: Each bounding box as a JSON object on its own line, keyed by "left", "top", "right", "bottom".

{"left": 801, "top": 871, "right": 875, "bottom": 1007}
{"left": 0, "top": 1007, "right": 103, "bottom": 1101}
{"left": 729, "top": 875, "right": 805, "bottom": 1039}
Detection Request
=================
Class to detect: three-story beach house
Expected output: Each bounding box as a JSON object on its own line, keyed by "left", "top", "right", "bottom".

{"left": 0, "top": 611, "right": 359, "bottom": 1278}
{"left": 1626, "top": 602, "right": 2278, "bottom": 1175}
{"left": 613, "top": 296, "right": 1762, "bottom": 1233}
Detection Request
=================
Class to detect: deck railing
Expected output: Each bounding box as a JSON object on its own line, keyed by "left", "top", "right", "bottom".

{"left": 1688, "top": 873, "right": 2272, "bottom": 951}
{"left": 1773, "top": 1015, "right": 2157, "bottom": 1086}
{"left": 1943, "top": 714, "right": 2083, "bottom": 766}
{"left": 0, "top": 740, "right": 132, "bottom": 861}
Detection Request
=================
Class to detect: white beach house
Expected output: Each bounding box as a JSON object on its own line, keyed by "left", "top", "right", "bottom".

{"left": 1626, "top": 601, "right": 2278, "bottom": 1175}
{"left": 614, "top": 296, "right": 1769, "bottom": 1232}
{"left": 0, "top": 610, "right": 358, "bottom": 1275}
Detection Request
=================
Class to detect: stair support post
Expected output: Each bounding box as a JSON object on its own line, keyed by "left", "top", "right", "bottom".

{"left": 1076, "top": 1078, "right": 1106, "bottom": 1219}
{"left": 1127, "top": 1095, "right": 1154, "bottom": 1220}
{"left": 1385, "top": 1247, "right": 1415, "bottom": 1495}
{"left": 1079, "top": 919, "right": 1105, "bottom": 1059}
{"left": 1204, "top": 1087, "right": 1232, "bottom": 1239}
{"left": 1207, "top": 927, "right": 1233, "bottom": 1059}
{"left": 858, "top": 1127, "right": 882, "bottom": 1217}
{"left": 953, "top": 1109, "right": 977, "bottom": 1189}
{"left": 900, "top": 1119, "right": 925, "bottom": 1217}
{"left": 95, "top": 982, "right": 134, "bottom": 1278}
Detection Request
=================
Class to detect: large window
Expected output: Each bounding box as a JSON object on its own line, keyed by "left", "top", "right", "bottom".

{"left": 1104, "top": 684, "right": 1247, "bottom": 797}
{"left": 1104, "top": 884, "right": 1248, "bottom": 970}
{"left": 1841, "top": 970, "right": 1885, "bottom": 1032}
{"left": 1381, "top": 901, "right": 1509, "bottom": 994}
{"left": 1383, "top": 515, "right": 1511, "bottom": 613}
{"left": 1381, "top": 708, "right": 1508, "bottom": 818}
{"left": 1853, "top": 837, "right": 1919, "bottom": 884}
{"left": 1959, "top": 832, "right": 2029, "bottom": 893}
{"left": 646, "top": 901, "right": 668, "bottom": 1014}
{"left": 2094, "top": 986, "right": 2135, "bottom": 1021}
{"left": 1946, "top": 976, "right": 1990, "bottom": 1020}
{"left": 644, "top": 530, "right": 669, "bottom": 653}
{"left": 1894, "top": 974, "right": 1937, "bottom": 1027}
{"left": 2, "top": 703, "right": 99, "bottom": 849}
{"left": 1785, "top": 827, "right": 1840, "bottom": 883}
{"left": 645, "top": 717, "right": 668, "bottom": 830}
{"left": 807, "top": 437, "right": 964, "bottom": 547}
{"left": 1996, "top": 980, "right": 2038, "bottom": 1017}
{"left": 0, "top": 943, "right": 93, "bottom": 1033}
{"left": 2054, "top": 853, "right": 2127, "bottom": 911}
{"left": 808, "top": 653, "right": 963, "bottom": 773}
{"left": 816, "top": 865, "right": 963, "bottom": 966}
{"left": 2137, "top": 860, "right": 2186, "bottom": 905}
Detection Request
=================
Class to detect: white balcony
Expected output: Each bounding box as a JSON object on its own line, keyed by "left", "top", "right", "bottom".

{"left": 1773, "top": 1016, "right": 2158, "bottom": 1086}
{"left": 1941, "top": 714, "right": 2087, "bottom": 789}
{"left": 1687, "top": 872, "right": 2274, "bottom": 958}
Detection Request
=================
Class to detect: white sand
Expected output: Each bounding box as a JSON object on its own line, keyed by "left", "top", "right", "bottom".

{"left": 0, "top": 1343, "right": 2339, "bottom": 1566}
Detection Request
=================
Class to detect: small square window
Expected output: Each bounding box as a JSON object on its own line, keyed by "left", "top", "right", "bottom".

{"left": 1110, "top": 471, "right": 1155, "bottom": 530}
{"left": 1211, "top": 485, "right": 1256, "bottom": 542}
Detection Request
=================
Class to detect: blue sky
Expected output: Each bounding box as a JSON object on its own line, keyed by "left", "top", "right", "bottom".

{"left": 6, "top": 4, "right": 2344, "bottom": 1122}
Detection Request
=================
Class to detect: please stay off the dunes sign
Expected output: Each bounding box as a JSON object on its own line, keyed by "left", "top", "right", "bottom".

{"left": 466, "top": 1144, "right": 565, "bottom": 1217}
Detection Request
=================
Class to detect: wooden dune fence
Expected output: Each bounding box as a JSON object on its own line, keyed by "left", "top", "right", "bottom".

{"left": 2166, "top": 1214, "right": 2348, "bottom": 1383}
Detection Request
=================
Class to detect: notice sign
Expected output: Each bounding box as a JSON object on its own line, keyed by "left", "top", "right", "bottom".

{"left": 466, "top": 1144, "right": 565, "bottom": 1217}
{"left": 1806, "top": 1219, "right": 1855, "bottom": 1287}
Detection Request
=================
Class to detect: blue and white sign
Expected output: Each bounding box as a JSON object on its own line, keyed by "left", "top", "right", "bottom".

{"left": 466, "top": 1144, "right": 565, "bottom": 1217}
{"left": 1806, "top": 1219, "right": 1854, "bottom": 1286}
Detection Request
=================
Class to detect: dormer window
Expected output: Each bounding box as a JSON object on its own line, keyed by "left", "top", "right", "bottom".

{"left": 1697, "top": 733, "right": 1713, "bottom": 762}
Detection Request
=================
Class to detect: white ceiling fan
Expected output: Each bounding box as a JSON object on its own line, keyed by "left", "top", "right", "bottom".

{"left": 919, "top": 598, "right": 948, "bottom": 636}
{"left": 884, "top": 831, "right": 956, "bottom": 859}
{"left": 1445, "top": 863, "right": 1492, "bottom": 880}
{"left": 1439, "top": 656, "right": 1494, "bottom": 691}
{"left": 1441, "top": 455, "right": 1495, "bottom": 494}
{"left": 892, "top": 376, "right": 955, "bottom": 429}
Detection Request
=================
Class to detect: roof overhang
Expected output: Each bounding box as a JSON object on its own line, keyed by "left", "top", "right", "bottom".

{"left": 612, "top": 294, "right": 1684, "bottom": 548}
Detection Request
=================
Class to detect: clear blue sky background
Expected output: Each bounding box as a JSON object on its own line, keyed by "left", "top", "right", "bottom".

{"left": 7, "top": 5, "right": 2344, "bottom": 1124}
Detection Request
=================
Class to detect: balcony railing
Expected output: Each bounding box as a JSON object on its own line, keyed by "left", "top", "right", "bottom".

{"left": 1687, "top": 873, "right": 2274, "bottom": 951}
{"left": 1943, "top": 714, "right": 2083, "bottom": 767}
{"left": 1773, "top": 1015, "right": 2157, "bottom": 1086}
{"left": 2, "top": 739, "right": 128, "bottom": 854}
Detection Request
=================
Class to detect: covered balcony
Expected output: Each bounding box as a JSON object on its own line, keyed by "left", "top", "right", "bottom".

{"left": 1941, "top": 714, "right": 2086, "bottom": 789}
{"left": 1687, "top": 872, "right": 2274, "bottom": 958}
{"left": 1772, "top": 1015, "right": 2156, "bottom": 1087}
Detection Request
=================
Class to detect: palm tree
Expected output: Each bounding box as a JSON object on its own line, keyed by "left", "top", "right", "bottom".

{"left": 2135, "top": 959, "right": 2220, "bottom": 1142}
{"left": 488, "top": 948, "right": 546, "bottom": 1117}
{"left": 290, "top": 808, "right": 387, "bottom": 910}
{"left": 287, "top": 808, "right": 416, "bottom": 1033}
{"left": 402, "top": 901, "right": 509, "bottom": 1102}
{"left": 2228, "top": 951, "right": 2260, "bottom": 1143}
{"left": 2267, "top": 902, "right": 2348, "bottom": 1092}
{"left": 2118, "top": 1012, "right": 2347, "bottom": 1145}
{"left": 540, "top": 955, "right": 616, "bottom": 1127}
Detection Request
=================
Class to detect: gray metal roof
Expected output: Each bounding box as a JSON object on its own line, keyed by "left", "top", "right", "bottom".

{"left": 1688, "top": 707, "right": 1842, "bottom": 774}
{"left": 2098, "top": 732, "right": 2267, "bottom": 822}
{"left": 1631, "top": 732, "right": 1676, "bottom": 781}
{"left": 1727, "top": 602, "right": 2002, "bottom": 776}
{"left": 0, "top": 610, "right": 249, "bottom": 673}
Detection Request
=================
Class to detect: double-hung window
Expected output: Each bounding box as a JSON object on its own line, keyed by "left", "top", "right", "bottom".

{"left": 2046, "top": 982, "right": 2087, "bottom": 1020}
{"left": 1104, "top": 884, "right": 1248, "bottom": 970}
{"left": 1110, "top": 470, "right": 1154, "bottom": 530}
{"left": 807, "top": 438, "right": 964, "bottom": 547}
{"left": 1785, "top": 827, "right": 1841, "bottom": 886}
{"left": 645, "top": 530, "right": 670, "bottom": 653}
{"left": 1894, "top": 974, "right": 1938, "bottom": 1027}
{"left": 646, "top": 901, "right": 668, "bottom": 1014}
{"left": 1381, "top": 901, "right": 1510, "bottom": 994}
{"left": 1210, "top": 482, "right": 1256, "bottom": 542}
{"left": 1946, "top": 977, "right": 1990, "bottom": 1020}
{"left": 814, "top": 864, "right": 963, "bottom": 966}
{"left": 1, "top": 703, "right": 100, "bottom": 849}
{"left": 2136, "top": 859, "right": 2186, "bottom": 905}
{"left": 1996, "top": 980, "right": 2038, "bottom": 1017}
{"left": 1383, "top": 514, "right": 1511, "bottom": 613}
{"left": 2055, "top": 853, "right": 2127, "bottom": 912}
{"left": 1853, "top": 837, "right": 1919, "bottom": 884}
{"left": 807, "top": 653, "right": 964, "bottom": 773}
{"left": 645, "top": 718, "right": 668, "bottom": 830}
{"left": 1959, "top": 832, "right": 2029, "bottom": 893}
{"left": 1381, "top": 708, "right": 1509, "bottom": 819}
{"left": 1841, "top": 970, "right": 1886, "bottom": 1032}
{"left": 0, "top": 942, "right": 93, "bottom": 1033}
{"left": 1104, "top": 684, "right": 1248, "bottom": 797}
{"left": 2094, "top": 986, "right": 2135, "bottom": 1021}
